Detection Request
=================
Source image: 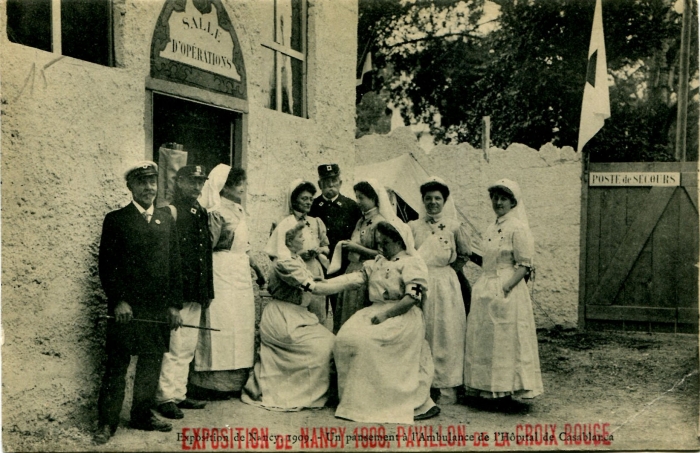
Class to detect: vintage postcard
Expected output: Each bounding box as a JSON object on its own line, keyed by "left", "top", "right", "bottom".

{"left": 1, "top": 0, "right": 698, "bottom": 451}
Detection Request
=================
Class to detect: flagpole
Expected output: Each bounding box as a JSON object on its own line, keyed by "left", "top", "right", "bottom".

{"left": 674, "top": 0, "right": 691, "bottom": 162}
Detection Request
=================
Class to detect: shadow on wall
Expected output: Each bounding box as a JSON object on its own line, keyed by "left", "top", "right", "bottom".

{"left": 3, "top": 235, "right": 113, "bottom": 449}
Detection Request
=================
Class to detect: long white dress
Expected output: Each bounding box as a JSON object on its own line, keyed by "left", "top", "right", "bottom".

{"left": 410, "top": 215, "right": 471, "bottom": 389}
{"left": 334, "top": 252, "right": 436, "bottom": 424}
{"left": 333, "top": 208, "right": 384, "bottom": 332}
{"left": 242, "top": 255, "right": 335, "bottom": 410}
{"left": 191, "top": 198, "right": 255, "bottom": 391}
{"left": 464, "top": 210, "right": 543, "bottom": 398}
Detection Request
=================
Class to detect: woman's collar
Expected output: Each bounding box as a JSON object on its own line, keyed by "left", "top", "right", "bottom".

{"left": 495, "top": 209, "right": 516, "bottom": 224}
{"left": 363, "top": 207, "right": 378, "bottom": 220}
{"left": 426, "top": 212, "right": 443, "bottom": 223}
{"left": 222, "top": 197, "right": 245, "bottom": 214}
{"left": 392, "top": 250, "right": 408, "bottom": 261}
{"left": 293, "top": 210, "right": 307, "bottom": 220}
{"left": 384, "top": 249, "right": 408, "bottom": 261}
{"left": 221, "top": 197, "right": 241, "bottom": 207}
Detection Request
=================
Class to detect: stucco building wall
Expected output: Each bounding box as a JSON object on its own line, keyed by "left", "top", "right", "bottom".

{"left": 1, "top": 0, "right": 357, "bottom": 435}
{"left": 355, "top": 128, "right": 582, "bottom": 328}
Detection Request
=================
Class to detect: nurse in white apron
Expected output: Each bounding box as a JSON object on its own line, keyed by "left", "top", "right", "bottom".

{"left": 190, "top": 165, "right": 265, "bottom": 397}
{"left": 409, "top": 177, "right": 472, "bottom": 405}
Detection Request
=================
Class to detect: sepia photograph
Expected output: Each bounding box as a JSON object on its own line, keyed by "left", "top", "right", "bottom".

{"left": 1, "top": 0, "right": 698, "bottom": 450}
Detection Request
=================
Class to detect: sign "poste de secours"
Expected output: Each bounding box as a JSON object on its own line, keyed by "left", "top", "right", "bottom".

{"left": 589, "top": 172, "right": 681, "bottom": 187}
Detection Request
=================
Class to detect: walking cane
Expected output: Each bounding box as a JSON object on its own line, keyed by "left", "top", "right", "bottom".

{"left": 99, "top": 315, "right": 221, "bottom": 331}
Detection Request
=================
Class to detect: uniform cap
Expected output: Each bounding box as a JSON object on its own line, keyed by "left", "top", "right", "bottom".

{"left": 317, "top": 163, "right": 340, "bottom": 179}
{"left": 177, "top": 165, "right": 208, "bottom": 179}
{"left": 124, "top": 161, "right": 158, "bottom": 181}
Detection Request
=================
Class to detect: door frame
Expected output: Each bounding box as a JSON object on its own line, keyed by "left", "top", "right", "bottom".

{"left": 144, "top": 76, "right": 249, "bottom": 170}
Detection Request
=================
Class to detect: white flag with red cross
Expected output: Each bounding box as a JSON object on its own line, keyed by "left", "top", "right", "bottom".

{"left": 578, "top": 0, "right": 611, "bottom": 152}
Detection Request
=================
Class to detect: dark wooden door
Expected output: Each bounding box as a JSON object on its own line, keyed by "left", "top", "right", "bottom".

{"left": 152, "top": 93, "right": 239, "bottom": 172}
{"left": 580, "top": 162, "right": 698, "bottom": 333}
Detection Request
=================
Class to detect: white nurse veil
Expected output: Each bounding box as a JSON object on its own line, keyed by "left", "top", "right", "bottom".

{"left": 386, "top": 217, "right": 418, "bottom": 257}
{"left": 362, "top": 179, "right": 418, "bottom": 255}
{"left": 488, "top": 178, "right": 530, "bottom": 229}
{"left": 265, "top": 215, "right": 301, "bottom": 261}
{"left": 417, "top": 175, "right": 456, "bottom": 220}
{"left": 326, "top": 178, "right": 398, "bottom": 274}
{"left": 363, "top": 178, "right": 397, "bottom": 223}
{"left": 265, "top": 179, "right": 316, "bottom": 260}
{"left": 198, "top": 164, "right": 231, "bottom": 213}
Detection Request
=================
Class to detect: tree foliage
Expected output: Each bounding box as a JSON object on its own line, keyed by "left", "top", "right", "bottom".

{"left": 361, "top": 0, "right": 698, "bottom": 162}
{"left": 356, "top": 91, "right": 393, "bottom": 138}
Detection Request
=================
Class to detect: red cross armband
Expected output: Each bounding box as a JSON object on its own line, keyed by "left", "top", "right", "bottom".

{"left": 300, "top": 279, "right": 316, "bottom": 293}
{"left": 406, "top": 284, "right": 424, "bottom": 301}
{"left": 299, "top": 279, "right": 316, "bottom": 307}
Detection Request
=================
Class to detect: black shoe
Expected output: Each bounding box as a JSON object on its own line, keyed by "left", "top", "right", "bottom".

{"left": 157, "top": 402, "right": 184, "bottom": 419}
{"left": 178, "top": 398, "right": 207, "bottom": 409}
{"left": 497, "top": 397, "right": 531, "bottom": 414}
{"left": 130, "top": 416, "right": 173, "bottom": 432}
{"left": 94, "top": 425, "right": 111, "bottom": 445}
{"left": 414, "top": 405, "right": 441, "bottom": 421}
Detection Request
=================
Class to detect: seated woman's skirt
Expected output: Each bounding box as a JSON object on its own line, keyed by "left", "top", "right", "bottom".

{"left": 242, "top": 300, "right": 335, "bottom": 411}
{"left": 334, "top": 303, "right": 435, "bottom": 424}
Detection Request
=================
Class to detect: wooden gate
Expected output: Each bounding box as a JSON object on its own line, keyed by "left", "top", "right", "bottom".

{"left": 579, "top": 162, "right": 699, "bottom": 333}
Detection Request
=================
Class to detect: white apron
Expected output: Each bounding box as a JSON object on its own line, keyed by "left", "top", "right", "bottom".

{"left": 416, "top": 230, "right": 467, "bottom": 388}
{"left": 195, "top": 216, "right": 255, "bottom": 371}
{"left": 464, "top": 214, "right": 543, "bottom": 398}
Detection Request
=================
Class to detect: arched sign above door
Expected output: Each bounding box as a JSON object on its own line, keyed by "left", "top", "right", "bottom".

{"left": 151, "top": 0, "right": 247, "bottom": 100}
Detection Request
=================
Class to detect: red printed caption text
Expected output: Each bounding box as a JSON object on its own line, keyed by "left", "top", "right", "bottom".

{"left": 178, "top": 423, "right": 613, "bottom": 450}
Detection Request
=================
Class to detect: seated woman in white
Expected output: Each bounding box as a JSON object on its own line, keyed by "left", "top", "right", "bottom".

{"left": 327, "top": 179, "right": 392, "bottom": 333}
{"left": 333, "top": 219, "right": 440, "bottom": 424}
{"left": 243, "top": 218, "right": 437, "bottom": 420}
{"left": 265, "top": 180, "right": 330, "bottom": 326}
{"left": 242, "top": 222, "right": 360, "bottom": 411}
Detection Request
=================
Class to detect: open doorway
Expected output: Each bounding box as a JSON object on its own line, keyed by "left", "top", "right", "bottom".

{"left": 152, "top": 93, "right": 242, "bottom": 171}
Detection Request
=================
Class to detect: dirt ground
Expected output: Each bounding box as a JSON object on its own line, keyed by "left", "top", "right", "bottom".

{"left": 5, "top": 327, "right": 699, "bottom": 452}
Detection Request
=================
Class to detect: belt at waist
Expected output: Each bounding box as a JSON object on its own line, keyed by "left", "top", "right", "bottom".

{"left": 427, "top": 264, "right": 454, "bottom": 270}
{"left": 483, "top": 266, "right": 517, "bottom": 278}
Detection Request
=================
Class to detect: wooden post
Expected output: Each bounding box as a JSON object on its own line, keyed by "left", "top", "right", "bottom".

{"left": 674, "top": 0, "right": 691, "bottom": 161}
{"left": 578, "top": 150, "right": 590, "bottom": 329}
{"left": 51, "top": 0, "right": 61, "bottom": 54}
{"left": 482, "top": 116, "right": 490, "bottom": 162}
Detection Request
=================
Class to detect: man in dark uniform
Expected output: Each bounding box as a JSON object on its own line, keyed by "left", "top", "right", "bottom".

{"left": 155, "top": 165, "right": 214, "bottom": 420}
{"left": 95, "top": 161, "right": 183, "bottom": 444}
{"left": 309, "top": 164, "right": 362, "bottom": 267}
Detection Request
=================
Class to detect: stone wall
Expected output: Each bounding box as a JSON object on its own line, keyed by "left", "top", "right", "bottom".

{"left": 355, "top": 128, "right": 583, "bottom": 328}
{"left": 0, "top": 0, "right": 357, "bottom": 438}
